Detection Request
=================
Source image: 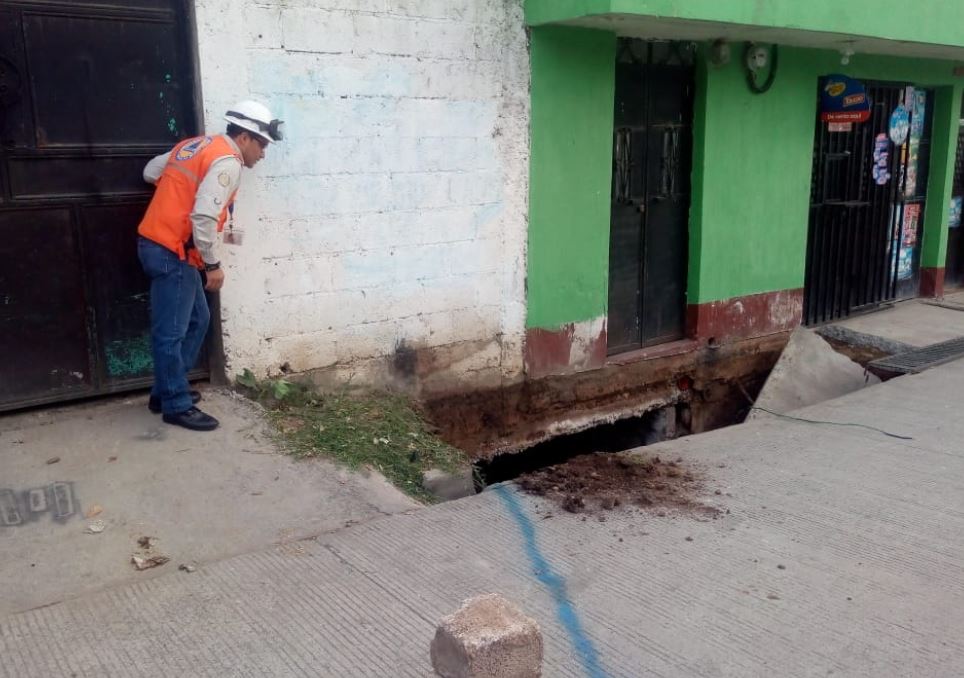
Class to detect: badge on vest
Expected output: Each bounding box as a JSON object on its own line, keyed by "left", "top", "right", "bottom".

{"left": 175, "top": 136, "right": 213, "bottom": 161}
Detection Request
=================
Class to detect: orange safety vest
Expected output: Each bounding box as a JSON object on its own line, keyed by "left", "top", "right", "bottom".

{"left": 138, "top": 135, "right": 242, "bottom": 269}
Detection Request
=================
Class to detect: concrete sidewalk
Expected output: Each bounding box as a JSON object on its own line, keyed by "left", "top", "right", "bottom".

{"left": 0, "top": 389, "right": 416, "bottom": 616}
{"left": 830, "top": 296, "right": 964, "bottom": 348}
{"left": 4, "top": 362, "right": 964, "bottom": 676}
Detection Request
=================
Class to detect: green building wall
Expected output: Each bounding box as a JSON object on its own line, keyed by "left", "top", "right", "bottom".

{"left": 527, "top": 27, "right": 963, "bottom": 333}
{"left": 692, "top": 49, "right": 963, "bottom": 304}
{"left": 527, "top": 27, "right": 616, "bottom": 330}
{"left": 688, "top": 46, "right": 816, "bottom": 304}
{"left": 525, "top": 1, "right": 964, "bottom": 51}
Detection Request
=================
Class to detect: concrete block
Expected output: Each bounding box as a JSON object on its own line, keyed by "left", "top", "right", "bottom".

{"left": 267, "top": 138, "right": 362, "bottom": 177}
{"left": 422, "top": 468, "right": 476, "bottom": 501}
{"left": 394, "top": 100, "right": 496, "bottom": 138}
{"left": 417, "top": 138, "right": 479, "bottom": 172}
{"left": 395, "top": 307, "right": 500, "bottom": 347}
{"left": 353, "top": 14, "right": 475, "bottom": 60}
{"left": 257, "top": 174, "right": 393, "bottom": 218}
{"left": 315, "top": 0, "right": 387, "bottom": 11}
{"left": 282, "top": 8, "right": 354, "bottom": 54}
{"left": 352, "top": 14, "right": 417, "bottom": 56}
{"left": 409, "top": 61, "right": 502, "bottom": 101}
{"left": 389, "top": 0, "right": 469, "bottom": 21}
{"left": 390, "top": 173, "right": 454, "bottom": 211}
{"left": 248, "top": 54, "right": 326, "bottom": 97}
{"left": 449, "top": 171, "right": 504, "bottom": 206}
{"left": 330, "top": 249, "right": 398, "bottom": 290}
{"left": 263, "top": 256, "right": 334, "bottom": 298}
{"left": 263, "top": 329, "right": 339, "bottom": 372}
{"left": 430, "top": 593, "right": 543, "bottom": 678}
{"left": 282, "top": 96, "right": 395, "bottom": 139}
{"left": 355, "top": 136, "right": 420, "bottom": 173}
{"left": 257, "top": 215, "right": 365, "bottom": 259}
{"left": 244, "top": 6, "right": 282, "bottom": 49}
{"left": 333, "top": 320, "right": 398, "bottom": 362}
{"left": 260, "top": 292, "right": 360, "bottom": 336}
{"left": 444, "top": 239, "right": 500, "bottom": 275}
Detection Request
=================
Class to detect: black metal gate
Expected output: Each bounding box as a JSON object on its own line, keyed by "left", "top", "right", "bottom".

{"left": 0, "top": 0, "right": 202, "bottom": 411}
{"left": 804, "top": 82, "right": 933, "bottom": 325}
{"left": 608, "top": 40, "right": 694, "bottom": 354}
{"left": 944, "top": 109, "right": 964, "bottom": 288}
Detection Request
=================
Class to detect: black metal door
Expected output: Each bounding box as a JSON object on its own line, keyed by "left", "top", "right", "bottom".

{"left": 944, "top": 117, "right": 964, "bottom": 288}
{"left": 804, "top": 82, "right": 933, "bottom": 325}
{"left": 608, "top": 40, "right": 693, "bottom": 354}
{"left": 0, "top": 0, "right": 201, "bottom": 410}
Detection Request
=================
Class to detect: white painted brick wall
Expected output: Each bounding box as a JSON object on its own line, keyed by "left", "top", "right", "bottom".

{"left": 193, "top": 0, "right": 529, "bottom": 389}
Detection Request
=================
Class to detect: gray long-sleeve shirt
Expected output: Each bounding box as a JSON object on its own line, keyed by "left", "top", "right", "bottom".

{"left": 143, "top": 135, "right": 243, "bottom": 265}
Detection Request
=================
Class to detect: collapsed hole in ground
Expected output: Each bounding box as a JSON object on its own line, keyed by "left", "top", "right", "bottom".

{"left": 475, "top": 409, "right": 670, "bottom": 489}
{"left": 471, "top": 402, "right": 746, "bottom": 516}
{"left": 466, "top": 366, "right": 777, "bottom": 496}
{"left": 462, "top": 369, "right": 785, "bottom": 515}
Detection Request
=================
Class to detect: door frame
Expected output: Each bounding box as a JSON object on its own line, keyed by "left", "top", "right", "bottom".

{"left": 182, "top": 0, "right": 228, "bottom": 387}
{"left": 607, "top": 38, "right": 694, "bottom": 355}
{"left": 803, "top": 79, "right": 933, "bottom": 325}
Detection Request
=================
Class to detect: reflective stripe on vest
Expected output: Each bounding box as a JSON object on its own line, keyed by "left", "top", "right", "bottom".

{"left": 137, "top": 135, "right": 242, "bottom": 265}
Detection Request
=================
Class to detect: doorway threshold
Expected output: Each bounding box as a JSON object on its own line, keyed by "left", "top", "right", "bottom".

{"left": 607, "top": 339, "right": 699, "bottom": 367}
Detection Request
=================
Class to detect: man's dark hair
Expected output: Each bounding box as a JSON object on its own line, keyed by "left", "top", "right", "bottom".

{"left": 226, "top": 123, "right": 246, "bottom": 138}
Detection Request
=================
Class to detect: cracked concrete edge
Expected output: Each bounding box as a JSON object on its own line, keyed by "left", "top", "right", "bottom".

{"left": 815, "top": 325, "right": 915, "bottom": 356}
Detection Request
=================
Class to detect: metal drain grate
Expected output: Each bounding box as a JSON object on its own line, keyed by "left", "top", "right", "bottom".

{"left": 869, "top": 336, "right": 964, "bottom": 374}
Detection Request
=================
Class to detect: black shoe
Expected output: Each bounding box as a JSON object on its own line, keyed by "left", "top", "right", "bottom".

{"left": 149, "top": 390, "right": 201, "bottom": 414}
{"left": 162, "top": 407, "right": 219, "bottom": 431}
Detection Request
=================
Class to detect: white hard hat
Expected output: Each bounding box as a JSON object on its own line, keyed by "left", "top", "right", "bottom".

{"left": 224, "top": 100, "right": 284, "bottom": 143}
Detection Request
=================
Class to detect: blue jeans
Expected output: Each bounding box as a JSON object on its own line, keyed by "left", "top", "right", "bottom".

{"left": 137, "top": 237, "right": 210, "bottom": 415}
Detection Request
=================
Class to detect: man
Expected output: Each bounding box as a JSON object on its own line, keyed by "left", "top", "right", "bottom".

{"left": 137, "top": 100, "right": 283, "bottom": 431}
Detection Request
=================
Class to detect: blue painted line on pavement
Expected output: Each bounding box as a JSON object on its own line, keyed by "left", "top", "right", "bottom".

{"left": 493, "top": 483, "right": 608, "bottom": 678}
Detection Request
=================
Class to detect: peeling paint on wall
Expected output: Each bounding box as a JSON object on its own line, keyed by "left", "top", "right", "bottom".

{"left": 687, "top": 289, "right": 804, "bottom": 344}
{"left": 524, "top": 316, "right": 607, "bottom": 378}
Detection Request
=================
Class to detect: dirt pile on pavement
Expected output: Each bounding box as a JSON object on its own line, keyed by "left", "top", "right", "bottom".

{"left": 516, "top": 452, "right": 716, "bottom": 516}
